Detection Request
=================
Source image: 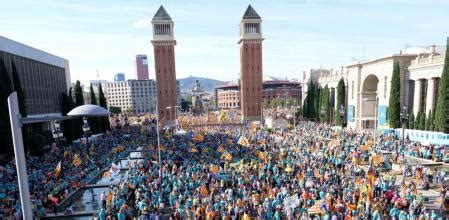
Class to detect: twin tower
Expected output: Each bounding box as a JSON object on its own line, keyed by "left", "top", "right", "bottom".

{"left": 151, "top": 5, "right": 263, "bottom": 125}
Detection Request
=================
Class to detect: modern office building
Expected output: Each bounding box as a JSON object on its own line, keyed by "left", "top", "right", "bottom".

{"left": 0, "top": 36, "right": 70, "bottom": 130}
{"left": 303, "top": 43, "right": 446, "bottom": 130}
{"left": 106, "top": 79, "right": 180, "bottom": 114}
{"left": 106, "top": 80, "right": 157, "bottom": 114}
{"left": 114, "top": 73, "right": 126, "bottom": 82}
{"left": 151, "top": 5, "right": 179, "bottom": 125}
{"left": 215, "top": 76, "right": 301, "bottom": 109}
{"left": 239, "top": 5, "right": 264, "bottom": 122}
{"left": 135, "top": 55, "right": 149, "bottom": 80}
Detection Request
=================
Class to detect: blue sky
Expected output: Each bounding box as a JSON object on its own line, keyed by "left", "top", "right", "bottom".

{"left": 1, "top": 0, "right": 448, "bottom": 85}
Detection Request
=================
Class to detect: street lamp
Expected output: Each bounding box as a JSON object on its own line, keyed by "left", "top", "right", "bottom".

{"left": 339, "top": 105, "right": 345, "bottom": 127}
{"left": 320, "top": 106, "right": 326, "bottom": 123}
{"left": 292, "top": 104, "right": 300, "bottom": 129}
{"left": 400, "top": 106, "right": 409, "bottom": 148}
{"left": 52, "top": 120, "right": 63, "bottom": 142}
{"left": 82, "top": 117, "right": 90, "bottom": 145}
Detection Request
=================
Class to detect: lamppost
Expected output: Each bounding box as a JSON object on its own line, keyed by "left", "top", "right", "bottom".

{"left": 320, "top": 106, "right": 326, "bottom": 123}
{"left": 82, "top": 117, "right": 90, "bottom": 146}
{"left": 339, "top": 105, "right": 345, "bottom": 128}
{"left": 292, "top": 104, "right": 300, "bottom": 129}
{"left": 174, "top": 105, "right": 180, "bottom": 130}
{"left": 123, "top": 113, "right": 129, "bottom": 132}
{"left": 400, "top": 106, "right": 409, "bottom": 148}
{"left": 52, "top": 120, "right": 63, "bottom": 144}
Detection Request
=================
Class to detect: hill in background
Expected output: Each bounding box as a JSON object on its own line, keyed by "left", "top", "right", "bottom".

{"left": 178, "top": 76, "right": 227, "bottom": 93}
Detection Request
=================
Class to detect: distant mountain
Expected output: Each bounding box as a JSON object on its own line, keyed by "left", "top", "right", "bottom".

{"left": 178, "top": 76, "right": 227, "bottom": 93}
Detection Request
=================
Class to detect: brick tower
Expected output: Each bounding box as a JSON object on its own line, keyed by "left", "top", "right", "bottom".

{"left": 239, "top": 5, "right": 263, "bottom": 122}
{"left": 151, "top": 5, "right": 178, "bottom": 126}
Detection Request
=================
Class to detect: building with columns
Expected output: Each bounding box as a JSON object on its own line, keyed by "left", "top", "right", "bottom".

{"left": 408, "top": 46, "right": 445, "bottom": 117}
{"left": 239, "top": 5, "right": 264, "bottom": 122}
{"left": 304, "top": 44, "right": 446, "bottom": 130}
{"left": 151, "top": 5, "right": 178, "bottom": 125}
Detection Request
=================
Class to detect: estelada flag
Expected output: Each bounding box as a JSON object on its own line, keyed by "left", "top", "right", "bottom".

{"left": 192, "top": 134, "right": 204, "bottom": 142}
{"left": 373, "top": 154, "right": 383, "bottom": 166}
{"left": 54, "top": 161, "right": 62, "bottom": 177}
{"left": 72, "top": 154, "right": 82, "bottom": 167}
{"left": 217, "top": 146, "right": 225, "bottom": 153}
{"left": 210, "top": 164, "right": 219, "bottom": 174}
{"left": 200, "top": 185, "right": 209, "bottom": 197}
{"left": 250, "top": 124, "right": 257, "bottom": 132}
{"left": 258, "top": 151, "right": 267, "bottom": 160}
{"left": 223, "top": 152, "right": 233, "bottom": 161}
{"left": 258, "top": 139, "right": 267, "bottom": 146}
{"left": 189, "top": 148, "right": 199, "bottom": 153}
{"left": 227, "top": 139, "right": 233, "bottom": 145}
{"left": 238, "top": 136, "right": 249, "bottom": 147}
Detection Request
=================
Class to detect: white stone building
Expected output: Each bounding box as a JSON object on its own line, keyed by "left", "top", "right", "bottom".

{"left": 303, "top": 44, "right": 446, "bottom": 130}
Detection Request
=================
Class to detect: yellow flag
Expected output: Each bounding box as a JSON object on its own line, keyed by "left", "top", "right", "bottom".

{"left": 210, "top": 164, "right": 219, "bottom": 174}
{"left": 54, "top": 161, "right": 62, "bottom": 177}
{"left": 238, "top": 136, "right": 249, "bottom": 147}
{"left": 72, "top": 154, "right": 82, "bottom": 167}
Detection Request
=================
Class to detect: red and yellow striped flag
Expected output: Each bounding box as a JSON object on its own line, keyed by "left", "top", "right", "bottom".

{"left": 258, "top": 151, "right": 268, "bottom": 160}
{"left": 72, "top": 154, "right": 82, "bottom": 167}
{"left": 238, "top": 136, "right": 249, "bottom": 147}
{"left": 314, "top": 170, "right": 322, "bottom": 179}
{"left": 373, "top": 154, "right": 383, "bottom": 167}
{"left": 210, "top": 164, "right": 219, "bottom": 174}
{"left": 54, "top": 161, "right": 62, "bottom": 177}
{"left": 258, "top": 139, "right": 267, "bottom": 146}
{"left": 227, "top": 139, "right": 233, "bottom": 145}
{"left": 223, "top": 152, "right": 233, "bottom": 161}
{"left": 200, "top": 185, "right": 209, "bottom": 197}
{"left": 217, "top": 146, "right": 225, "bottom": 153}
{"left": 192, "top": 134, "right": 204, "bottom": 142}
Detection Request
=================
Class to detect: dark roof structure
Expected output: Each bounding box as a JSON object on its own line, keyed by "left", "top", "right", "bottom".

{"left": 152, "top": 5, "right": 172, "bottom": 21}
{"left": 242, "top": 5, "right": 261, "bottom": 19}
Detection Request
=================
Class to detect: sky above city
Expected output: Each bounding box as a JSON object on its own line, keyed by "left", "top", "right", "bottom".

{"left": 1, "top": 0, "right": 449, "bottom": 85}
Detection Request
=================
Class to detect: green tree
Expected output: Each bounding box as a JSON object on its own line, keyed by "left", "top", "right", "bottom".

{"left": 426, "top": 110, "right": 432, "bottom": 131}
{"left": 335, "top": 77, "right": 346, "bottom": 126}
{"left": 88, "top": 84, "right": 99, "bottom": 134}
{"left": 435, "top": 37, "right": 449, "bottom": 133}
{"left": 61, "top": 90, "right": 75, "bottom": 142}
{"left": 415, "top": 111, "right": 421, "bottom": 130}
{"left": 320, "top": 85, "right": 330, "bottom": 122}
{"left": 98, "top": 84, "right": 110, "bottom": 132}
{"left": 408, "top": 112, "right": 414, "bottom": 129}
{"left": 11, "top": 61, "right": 26, "bottom": 117}
{"left": 388, "top": 62, "right": 401, "bottom": 128}
{"left": 0, "top": 58, "right": 13, "bottom": 156}
{"left": 74, "top": 80, "right": 84, "bottom": 107}
{"left": 419, "top": 112, "right": 426, "bottom": 130}
{"left": 109, "top": 106, "right": 122, "bottom": 114}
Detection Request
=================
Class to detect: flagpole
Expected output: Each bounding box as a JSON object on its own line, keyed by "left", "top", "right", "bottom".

{"left": 155, "top": 105, "right": 162, "bottom": 185}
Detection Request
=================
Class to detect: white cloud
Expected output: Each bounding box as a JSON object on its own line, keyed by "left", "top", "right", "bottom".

{"left": 132, "top": 18, "right": 152, "bottom": 29}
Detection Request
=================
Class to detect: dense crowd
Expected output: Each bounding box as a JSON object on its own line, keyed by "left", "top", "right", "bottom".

{"left": 0, "top": 129, "right": 145, "bottom": 218}
{"left": 95, "top": 121, "right": 446, "bottom": 219}
{"left": 1, "top": 117, "right": 447, "bottom": 219}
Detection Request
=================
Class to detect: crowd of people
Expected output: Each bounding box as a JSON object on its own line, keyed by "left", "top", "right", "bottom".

{"left": 0, "top": 128, "right": 146, "bottom": 218}
{"left": 95, "top": 121, "right": 446, "bottom": 219}
{"left": 1, "top": 116, "right": 448, "bottom": 219}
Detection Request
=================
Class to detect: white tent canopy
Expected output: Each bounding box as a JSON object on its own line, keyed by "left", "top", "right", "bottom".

{"left": 67, "top": 104, "right": 110, "bottom": 117}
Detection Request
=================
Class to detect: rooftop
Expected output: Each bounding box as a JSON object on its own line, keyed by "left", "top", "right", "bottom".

{"left": 152, "top": 5, "right": 172, "bottom": 21}
{"left": 242, "top": 5, "right": 261, "bottom": 20}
